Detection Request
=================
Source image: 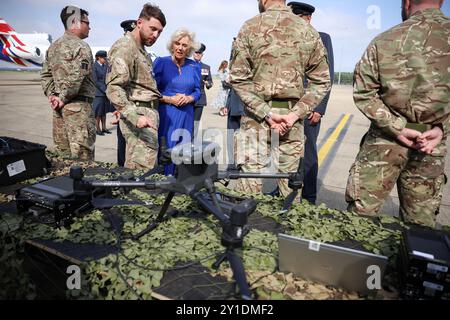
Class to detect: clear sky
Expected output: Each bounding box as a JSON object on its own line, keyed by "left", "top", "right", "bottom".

{"left": 3, "top": 0, "right": 450, "bottom": 72}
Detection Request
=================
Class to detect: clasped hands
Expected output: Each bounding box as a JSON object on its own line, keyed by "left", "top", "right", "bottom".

{"left": 396, "top": 126, "right": 444, "bottom": 155}
{"left": 265, "top": 112, "right": 300, "bottom": 136}
{"left": 48, "top": 95, "right": 65, "bottom": 110}
{"left": 167, "top": 94, "right": 194, "bottom": 107}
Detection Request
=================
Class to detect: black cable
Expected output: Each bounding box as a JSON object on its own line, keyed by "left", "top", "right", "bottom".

{"left": 121, "top": 248, "right": 222, "bottom": 273}
{"left": 249, "top": 269, "right": 278, "bottom": 288}
{"left": 104, "top": 209, "right": 243, "bottom": 300}
{"left": 0, "top": 214, "right": 12, "bottom": 233}
{"left": 243, "top": 245, "right": 278, "bottom": 258}
{"left": 114, "top": 232, "right": 143, "bottom": 300}
{"left": 102, "top": 211, "right": 143, "bottom": 300}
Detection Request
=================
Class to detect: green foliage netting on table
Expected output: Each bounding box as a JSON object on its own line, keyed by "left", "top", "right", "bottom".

{"left": 0, "top": 155, "right": 403, "bottom": 300}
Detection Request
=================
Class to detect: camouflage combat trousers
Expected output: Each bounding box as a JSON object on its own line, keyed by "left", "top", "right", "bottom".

{"left": 53, "top": 101, "right": 96, "bottom": 161}
{"left": 120, "top": 106, "right": 159, "bottom": 170}
{"left": 234, "top": 109, "right": 304, "bottom": 197}
{"left": 345, "top": 128, "right": 447, "bottom": 227}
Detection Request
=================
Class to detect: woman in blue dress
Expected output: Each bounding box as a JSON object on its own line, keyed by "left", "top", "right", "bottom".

{"left": 153, "top": 28, "right": 201, "bottom": 175}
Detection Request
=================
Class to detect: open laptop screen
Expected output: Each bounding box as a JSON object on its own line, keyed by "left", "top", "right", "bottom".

{"left": 278, "top": 233, "right": 388, "bottom": 296}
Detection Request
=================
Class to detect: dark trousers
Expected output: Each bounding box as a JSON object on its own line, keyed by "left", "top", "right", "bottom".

{"left": 227, "top": 115, "right": 241, "bottom": 169}
{"left": 193, "top": 106, "right": 204, "bottom": 139}
{"left": 117, "top": 124, "right": 126, "bottom": 167}
{"left": 302, "top": 119, "right": 321, "bottom": 204}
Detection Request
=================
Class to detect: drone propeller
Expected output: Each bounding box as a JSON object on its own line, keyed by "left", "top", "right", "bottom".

{"left": 281, "top": 157, "right": 304, "bottom": 213}
{"left": 91, "top": 198, "right": 152, "bottom": 209}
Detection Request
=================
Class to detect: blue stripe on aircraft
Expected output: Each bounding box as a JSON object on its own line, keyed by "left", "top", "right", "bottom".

{"left": 26, "top": 59, "right": 42, "bottom": 67}
{"left": 0, "top": 42, "right": 15, "bottom": 64}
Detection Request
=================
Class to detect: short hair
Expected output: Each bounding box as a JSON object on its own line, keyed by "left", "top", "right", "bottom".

{"left": 166, "top": 28, "right": 199, "bottom": 57}
{"left": 139, "top": 3, "right": 166, "bottom": 27}
{"left": 60, "top": 6, "right": 89, "bottom": 30}
{"left": 413, "top": 0, "right": 441, "bottom": 3}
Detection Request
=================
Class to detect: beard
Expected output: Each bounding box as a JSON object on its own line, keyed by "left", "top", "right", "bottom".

{"left": 258, "top": 0, "right": 265, "bottom": 13}
{"left": 139, "top": 28, "right": 155, "bottom": 47}
{"left": 401, "top": 5, "right": 409, "bottom": 21}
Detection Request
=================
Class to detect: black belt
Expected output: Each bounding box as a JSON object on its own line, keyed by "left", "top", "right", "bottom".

{"left": 134, "top": 100, "right": 158, "bottom": 108}
{"left": 72, "top": 96, "right": 93, "bottom": 103}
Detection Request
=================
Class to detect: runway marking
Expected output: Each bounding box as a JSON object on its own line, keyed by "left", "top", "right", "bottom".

{"left": 318, "top": 114, "right": 351, "bottom": 168}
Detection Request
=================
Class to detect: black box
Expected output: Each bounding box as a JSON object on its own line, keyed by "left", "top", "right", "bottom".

{"left": 399, "top": 225, "right": 450, "bottom": 300}
{"left": 23, "top": 239, "right": 116, "bottom": 299}
{"left": 0, "top": 136, "right": 47, "bottom": 186}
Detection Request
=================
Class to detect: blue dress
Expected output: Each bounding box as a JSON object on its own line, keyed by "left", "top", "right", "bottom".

{"left": 153, "top": 56, "right": 201, "bottom": 175}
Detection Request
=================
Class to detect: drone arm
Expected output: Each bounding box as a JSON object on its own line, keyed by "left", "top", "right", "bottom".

{"left": 218, "top": 171, "right": 291, "bottom": 180}
{"left": 89, "top": 179, "right": 173, "bottom": 190}
{"left": 90, "top": 181, "right": 146, "bottom": 188}
{"left": 192, "top": 180, "right": 229, "bottom": 225}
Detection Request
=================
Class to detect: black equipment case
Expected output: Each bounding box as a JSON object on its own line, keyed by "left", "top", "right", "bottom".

{"left": 0, "top": 136, "right": 47, "bottom": 186}
{"left": 399, "top": 225, "right": 450, "bottom": 300}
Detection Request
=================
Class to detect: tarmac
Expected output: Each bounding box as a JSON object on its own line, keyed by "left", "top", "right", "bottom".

{"left": 0, "top": 70, "right": 449, "bottom": 226}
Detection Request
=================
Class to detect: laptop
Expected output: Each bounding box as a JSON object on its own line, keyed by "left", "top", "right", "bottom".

{"left": 278, "top": 233, "right": 389, "bottom": 296}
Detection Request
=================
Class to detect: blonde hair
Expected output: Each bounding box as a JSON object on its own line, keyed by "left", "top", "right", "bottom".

{"left": 166, "top": 28, "right": 199, "bottom": 57}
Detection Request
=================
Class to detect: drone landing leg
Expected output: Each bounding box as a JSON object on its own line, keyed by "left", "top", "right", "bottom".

{"left": 130, "top": 191, "right": 176, "bottom": 240}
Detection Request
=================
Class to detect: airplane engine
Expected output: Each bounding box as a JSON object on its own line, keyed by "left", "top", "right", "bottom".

{"left": 7, "top": 45, "right": 44, "bottom": 63}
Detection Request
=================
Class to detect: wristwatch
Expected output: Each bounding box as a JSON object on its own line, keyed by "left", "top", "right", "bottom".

{"left": 265, "top": 111, "right": 273, "bottom": 120}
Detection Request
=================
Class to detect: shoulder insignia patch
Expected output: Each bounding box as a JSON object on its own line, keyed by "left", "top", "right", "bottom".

{"left": 81, "top": 59, "right": 89, "bottom": 71}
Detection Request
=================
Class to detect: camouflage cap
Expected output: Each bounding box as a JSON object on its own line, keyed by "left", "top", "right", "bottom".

{"left": 287, "top": 2, "right": 315, "bottom": 15}
{"left": 120, "top": 19, "right": 137, "bottom": 33}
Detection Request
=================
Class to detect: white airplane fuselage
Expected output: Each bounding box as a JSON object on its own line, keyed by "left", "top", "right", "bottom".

{"left": 0, "top": 19, "right": 157, "bottom": 70}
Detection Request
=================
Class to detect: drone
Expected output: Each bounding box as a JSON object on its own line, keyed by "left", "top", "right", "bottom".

{"left": 17, "top": 140, "right": 304, "bottom": 300}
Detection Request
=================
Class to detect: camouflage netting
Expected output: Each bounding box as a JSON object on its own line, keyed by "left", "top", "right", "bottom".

{"left": 0, "top": 151, "right": 403, "bottom": 300}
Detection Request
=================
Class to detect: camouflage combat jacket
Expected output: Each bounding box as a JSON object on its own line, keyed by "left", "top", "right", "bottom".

{"left": 353, "top": 8, "right": 450, "bottom": 137}
{"left": 230, "top": 5, "right": 331, "bottom": 122}
{"left": 41, "top": 31, "right": 95, "bottom": 103}
{"left": 106, "top": 32, "right": 161, "bottom": 126}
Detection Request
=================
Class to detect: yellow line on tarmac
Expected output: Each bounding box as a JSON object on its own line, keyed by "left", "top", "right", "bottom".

{"left": 318, "top": 114, "right": 351, "bottom": 168}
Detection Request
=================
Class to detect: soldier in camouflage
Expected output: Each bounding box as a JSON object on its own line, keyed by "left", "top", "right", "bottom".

{"left": 41, "top": 5, "right": 96, "bottom": 161}
{"left": 230, "top": 0, "right": 330, "bottom": 197}
{"left": 106, "top": 4, "right": 166, "bottom": 170}
{"left": 346, "top": 0, "right": 450, "bottom": 228}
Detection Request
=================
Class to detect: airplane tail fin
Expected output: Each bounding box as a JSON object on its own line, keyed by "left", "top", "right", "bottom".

{"left": 0, "top": 18, "right": 16, "bottom": 35}
{"left": 0, "top": 18, "right": 35, "bottom": 67}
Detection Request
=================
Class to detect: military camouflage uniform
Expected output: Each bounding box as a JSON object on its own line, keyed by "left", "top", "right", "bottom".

{"left": 106, "top": 33, "right": 161, "bottom": 170}
{"left": 346, "top": 8, "right": 450, "bottom": 227}
{"left": 41, "top": 31, "right": 96, "bottom": 161}
{"left": 230, "top": 5, "right": 330, "bottom": 197}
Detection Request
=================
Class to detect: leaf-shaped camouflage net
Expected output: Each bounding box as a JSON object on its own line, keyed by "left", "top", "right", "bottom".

{"left": 0, "top": 151, "right": 404, "bottom": 300}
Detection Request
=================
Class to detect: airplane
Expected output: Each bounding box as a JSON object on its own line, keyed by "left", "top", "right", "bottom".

{"left": 0, "top": 18, "right": 49, "bottom": 68}
{"left": 0, "top": 18, "right": 157, "bottom": 70}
